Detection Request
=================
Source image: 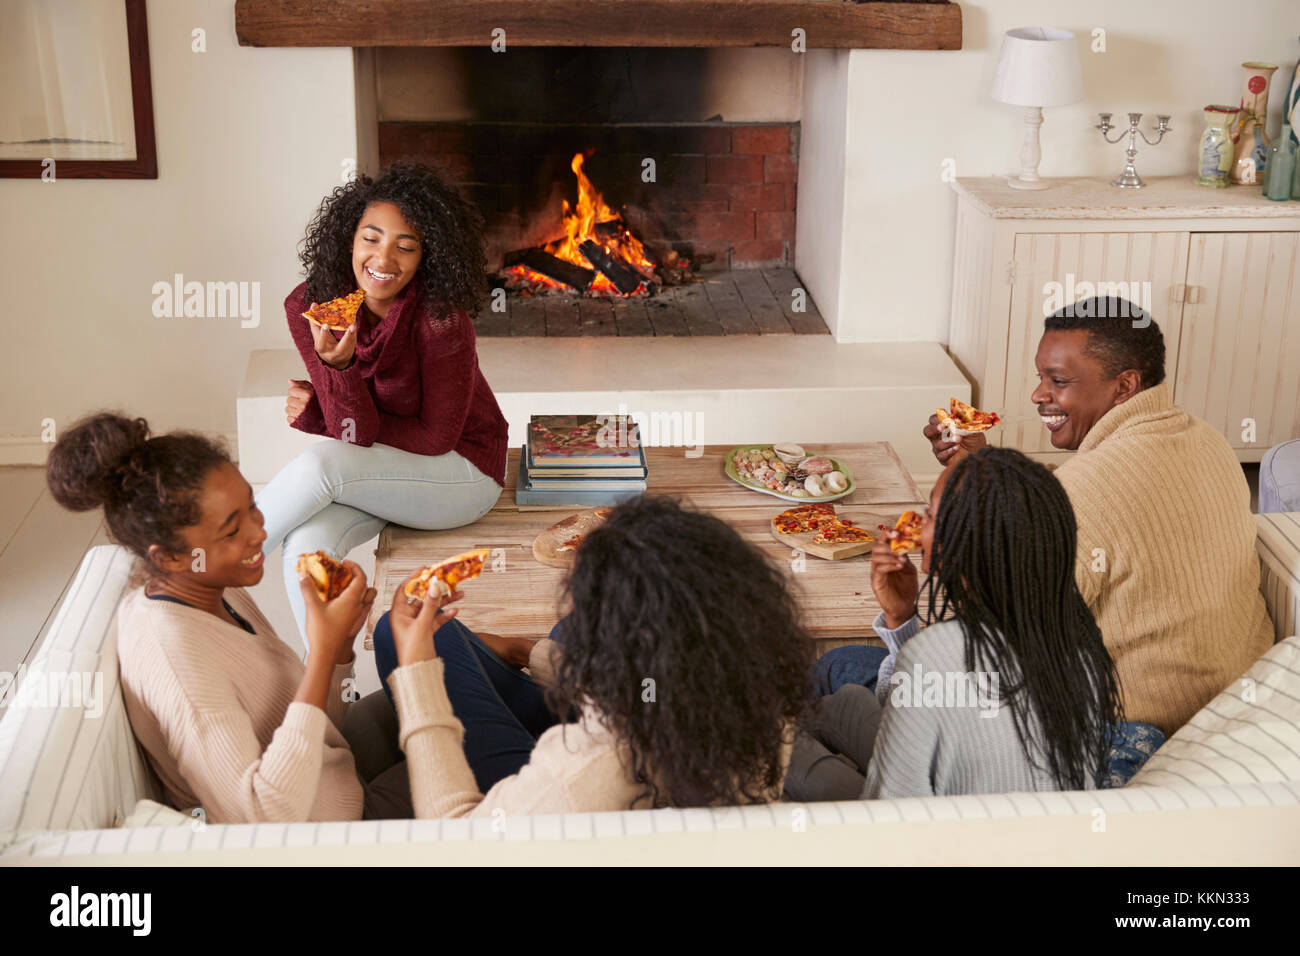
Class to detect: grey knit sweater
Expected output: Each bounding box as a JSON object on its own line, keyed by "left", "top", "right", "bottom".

{"left": 863, "top": 617, "right": 1094, "bottom": 799}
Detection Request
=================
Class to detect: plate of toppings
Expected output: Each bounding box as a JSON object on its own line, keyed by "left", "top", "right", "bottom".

{"left": 532, "top": 507, "right": 614, "bottom": 569}
{"left": 935, "top": 397, "right": 1001, "bottom": 437}
{"left": 724, "top": 443, "right": 855, "bottom": 503}
{"left": 770, "top": 503, "right": 883, "bottom": 560}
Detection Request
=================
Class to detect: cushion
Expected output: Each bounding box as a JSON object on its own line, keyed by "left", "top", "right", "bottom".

{"left": 0, "top": 545, "right": 160, "bottom": 849}
{"left": 1260, "top": 440, "right": 1300, "bottom": 514}
{"left": 1255, "top": 512, "right": 1300, "bottom": 644}
{"left": 1128, "top": 636, "right": 1300, "bottom": 788}
{"left": 122, "top": 798, "right": 191, "bottom": 828}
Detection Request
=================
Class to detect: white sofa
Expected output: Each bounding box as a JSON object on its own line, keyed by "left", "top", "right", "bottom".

{"left": 3, "top": 518, "right": 1300, "bottom": 866}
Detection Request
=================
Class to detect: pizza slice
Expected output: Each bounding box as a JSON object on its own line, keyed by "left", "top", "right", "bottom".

{"left": 772, "top": 502, "right": 838, "bottom": 535}
{"left": 403, "top": 548, "right": 492, "bottom": 602}
{"left": 811, "top": 523, "right": 875, "bottom": 546}
{"left": 296, "top": 551, "right": 353, "bottom": 602}
{"left": 935, "top": 397, "right": 1001, "bottom": 435}
{"left": 556, "top": 534, "right": 587, "bottom": 553}
{"left": 878, "top": 510, "right": 924, "bottom": 555}
{"left": 302, "top": 289, "right": 366, "bottom": 331}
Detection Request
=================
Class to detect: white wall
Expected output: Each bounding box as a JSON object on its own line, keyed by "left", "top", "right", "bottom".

{"left": 0, "top": 0, "right": 358, "bottom": 457}
{"left": 815, "top": 0, "right": 1300, "bottom": 342}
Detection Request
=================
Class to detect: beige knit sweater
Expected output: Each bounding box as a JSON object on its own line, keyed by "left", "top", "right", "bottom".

{"left": 117, "top": 588, "right": 670, "bottom": 822}
{"left": 117, "top": 586, "right": 365, "bottom": 823}
{"left": 1055, "top": 383, "right": 1274, "bottom": 733}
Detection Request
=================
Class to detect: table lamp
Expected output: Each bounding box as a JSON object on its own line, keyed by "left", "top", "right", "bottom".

{"left": 991, "top": 27, "right": 1084, "bottom": 190}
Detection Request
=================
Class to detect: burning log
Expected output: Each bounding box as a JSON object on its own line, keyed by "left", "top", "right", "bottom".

{"left": 578, "top": 240, "right": 644, "bottom": 296}
{"left": 502, "top": 248, "right": 595, "bottom": 293}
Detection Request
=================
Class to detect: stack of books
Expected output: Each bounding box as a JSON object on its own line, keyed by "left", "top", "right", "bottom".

{"left": 516, "top": 414, "right": 648, "bottom": 507}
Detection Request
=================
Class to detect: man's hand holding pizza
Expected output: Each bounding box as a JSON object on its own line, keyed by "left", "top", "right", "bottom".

{"left": 923, "top": 412, "right": 987, "bottom": 466}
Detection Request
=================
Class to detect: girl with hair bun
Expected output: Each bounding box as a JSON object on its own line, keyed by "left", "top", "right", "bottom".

{"left": 46, "top": 411, "right": 477, "bottom": 824}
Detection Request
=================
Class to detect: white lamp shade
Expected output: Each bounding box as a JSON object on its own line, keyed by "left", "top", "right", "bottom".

{"left": 991, "top": 28, "right": 1084, "bottom": 108}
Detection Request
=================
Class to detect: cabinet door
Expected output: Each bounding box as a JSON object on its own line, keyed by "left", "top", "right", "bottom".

{"left": 1174, "top": 232, "right": 1300, "bottom": 452}
{"left": 1001, "top": 231, "right": 1189, "bottom": 454}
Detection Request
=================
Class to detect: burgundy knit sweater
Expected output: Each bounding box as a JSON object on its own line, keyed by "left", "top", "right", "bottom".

{"left": 285, "top": 280, "right": 508, "bottom": 487}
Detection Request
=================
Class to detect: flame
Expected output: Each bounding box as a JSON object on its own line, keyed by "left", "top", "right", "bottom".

{"left": 504, "top": 152, "right": 656, "bottom": 296}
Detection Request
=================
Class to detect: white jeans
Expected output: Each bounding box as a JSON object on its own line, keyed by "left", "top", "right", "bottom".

{"left": 258, "top": 439, "right": 503, "bottom": 646}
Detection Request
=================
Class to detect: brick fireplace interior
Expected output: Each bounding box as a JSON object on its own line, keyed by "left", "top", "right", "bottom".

{"left": 374, "top": 47, "right": 826, "bottom": 337}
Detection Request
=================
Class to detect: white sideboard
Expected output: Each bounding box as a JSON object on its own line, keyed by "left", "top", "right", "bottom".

{"left": 948, "top": 176, "right": 1300, "bottom": 464}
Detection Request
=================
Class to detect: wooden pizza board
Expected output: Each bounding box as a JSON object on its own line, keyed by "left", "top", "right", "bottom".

{"left": 769, "top": 508, "right": 891, "bottom": 561}
{"left": 531, "top": 509, "right": 610, "bottom": 569}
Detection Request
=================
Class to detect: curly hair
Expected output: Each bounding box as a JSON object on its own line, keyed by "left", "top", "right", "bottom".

{"left": 550, "top": 496, "right": 816, "bottom": 809}
{"left": 45, "top": 411, "right": 232, "bottom": 585}
{"left": 299, "top": 161, "right": 488, "bottom": 318}
{"left": 1044, "top": 296, "right": 1166, "bottom": 388}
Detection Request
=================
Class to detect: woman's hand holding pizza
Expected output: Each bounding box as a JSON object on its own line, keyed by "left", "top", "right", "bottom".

{"left": 923, "top": 413, "right": 987, "bottom": 466}
{"left": 388, "top": 573, "right": 464, "bottom": 667}
{"left": 299, "top": 559, "right": 373, "bottom": 664}
{"left": 285, "top": 379, "right": 314, "bottom": 425}
{"left": 870, "top": 538, "right": 919, "bottom": 630}
{"left": 308, "top": 317, "right": 358, "bottom": 370}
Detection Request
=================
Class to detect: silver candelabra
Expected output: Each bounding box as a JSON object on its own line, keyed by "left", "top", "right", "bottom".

{"left": 1096, "top": 112, "right": 1171, "bottom": 188}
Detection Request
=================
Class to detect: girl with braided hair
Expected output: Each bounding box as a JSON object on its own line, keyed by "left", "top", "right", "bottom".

{"left": 785, "top": 447, "right": 1125, "bottom": 800}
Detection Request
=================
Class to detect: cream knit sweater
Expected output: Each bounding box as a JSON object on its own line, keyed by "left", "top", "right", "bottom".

{"left": 117, "top": 587, "right": 365, "bottom": 823}
{"left": 1055, "top": 383, "right": 1274, "bottom": 733}
{"left": 117, "top": 589, "right": 672, "bottom": 822}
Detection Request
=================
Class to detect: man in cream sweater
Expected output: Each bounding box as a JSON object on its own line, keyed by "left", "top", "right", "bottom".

{"left": 925, "top": 296, "right": 1273, "bottom": 734}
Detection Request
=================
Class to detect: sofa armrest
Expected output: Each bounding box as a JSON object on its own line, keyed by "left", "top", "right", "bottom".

{"left": 1255, "top": 513, "right": 1300, "bottom": 645}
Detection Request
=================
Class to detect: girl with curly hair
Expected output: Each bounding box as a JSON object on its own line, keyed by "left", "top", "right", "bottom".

{"left": 45, "top": 411, "right": 505, "bottom": 823}
{"left": 369, "top": 495, "right": 817, "bottom": 813}
{"left": 257, "top": 162, "right": 509, "bottom": 646}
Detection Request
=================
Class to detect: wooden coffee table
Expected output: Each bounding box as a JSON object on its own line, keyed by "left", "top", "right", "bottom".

{"left": 366, "top": 443, "right": 924, "bottom": 654}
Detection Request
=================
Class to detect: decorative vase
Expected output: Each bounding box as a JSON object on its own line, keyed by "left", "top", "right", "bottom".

{"left": 1198, "top": 105, "right": 1239, "bottom": 187}
{"left": 1265, "top": 123, "right": 1296, "bottom": 200}
{"left": 1292, "top": 142, "right": 1300, "bottom": 198}
{"left": 1286, "top": 40, "right": 1300, "bottom": 149}
{"left": 1230, "top": 62, "right": 1278, "bottom": 184}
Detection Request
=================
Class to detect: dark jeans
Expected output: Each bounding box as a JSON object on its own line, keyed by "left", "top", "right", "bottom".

{"left": 814, "top": 644, "right": 889, "bottom": 696}
{"left": 372, "top": 613, "right": 566, "bottom": 793}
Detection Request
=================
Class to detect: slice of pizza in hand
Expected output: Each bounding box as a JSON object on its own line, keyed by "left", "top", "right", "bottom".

{"left": 935, "top": 397, "right": 1001, "bottom": 435}
{"left": 878, "top": 510, "right": 924, "bottom": 555}
{"left": 296, "top": 551, "right": 353, "bottom": 602}
{"left": 404, "top": 548, "right": 492, "bottom": 602}
{"left": 302, "top": 289, "right": 366, "bottom": 331}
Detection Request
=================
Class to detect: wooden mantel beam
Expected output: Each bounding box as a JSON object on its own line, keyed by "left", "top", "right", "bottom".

{"left": 234, "top": 0, "right": 962, "bottom": 50}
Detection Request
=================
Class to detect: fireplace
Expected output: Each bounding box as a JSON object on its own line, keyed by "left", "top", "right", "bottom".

{"left": 375, "top": 47, "right": 825, "bottom": 336}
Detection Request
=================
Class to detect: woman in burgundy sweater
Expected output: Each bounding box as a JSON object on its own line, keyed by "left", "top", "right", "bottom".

{"left": 258, "top": 162, "right": 508, "bottom": 645}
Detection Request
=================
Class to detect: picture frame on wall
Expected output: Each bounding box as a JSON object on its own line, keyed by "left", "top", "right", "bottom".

{"left": 0, "top": 0, "right": 156, "bottom": 178}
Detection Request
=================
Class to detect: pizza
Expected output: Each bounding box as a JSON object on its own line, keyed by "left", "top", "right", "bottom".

{"left": 296, "top": 551, "right": 353, "bottom": 602}
{"left": 879, "top": 511, "right": 924, "bottom": 555}
{"left": 556, "top": 534, "right": 587, "bottom": 553}
{"left": 403, "top": 548, "right": 492, "bottom": 602}
{"left": 774, "top": 504, "right": 872, "bottom": 546}
{"left": 302, "top": 289, "right": 366, "bottom": 330}
{"left": 772, "top": 503, "right": 839, "bottom": 535}
{"left": 935, "top": 397, "right": 1001, "bottom": 434}
{"left": 811, "top": 523, "right": 875, "bottom": 546}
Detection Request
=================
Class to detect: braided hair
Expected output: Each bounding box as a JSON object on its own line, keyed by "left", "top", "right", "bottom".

{"left": 45, "top": 411, "right": 232, "bottom": 585}
{"left": 919, "top": 447, "right": 1123, "bottom": 789}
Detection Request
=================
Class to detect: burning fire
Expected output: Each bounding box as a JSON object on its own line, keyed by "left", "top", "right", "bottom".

{"left": 504, "top": 152, "right": 658, "bottom": 296}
